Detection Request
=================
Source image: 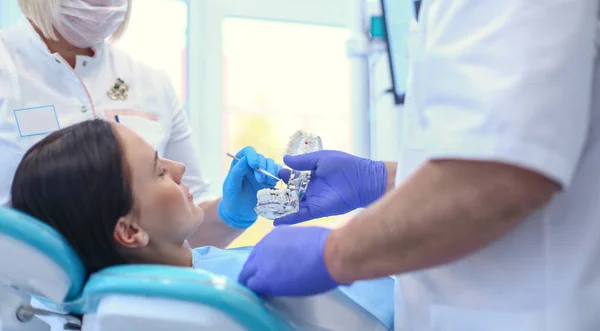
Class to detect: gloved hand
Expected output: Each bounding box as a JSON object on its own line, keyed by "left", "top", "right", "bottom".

{"left": 238, "top": 226, "right": 342, "bottom": 296}
{"left": 275, "top": 150, "right": 387, "bottom": 225}
{"left": 218, "top": 146, "right": 282, "bottom": 229}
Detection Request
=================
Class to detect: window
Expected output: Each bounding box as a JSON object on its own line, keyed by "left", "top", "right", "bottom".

{"left": 113, "top": 0, "right": 188, "bottom": 101}
{"left": 222, "top": 18, "right": 354, "bottom": 247}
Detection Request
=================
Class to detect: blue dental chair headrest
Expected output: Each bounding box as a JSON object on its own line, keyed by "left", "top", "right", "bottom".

{"left": 0, "top": 206, "right": 85, "bottom": 300}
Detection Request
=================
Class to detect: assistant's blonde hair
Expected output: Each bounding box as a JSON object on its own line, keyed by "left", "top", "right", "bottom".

{"left": 17, "top": 0, "right": 132, "bottom": 43}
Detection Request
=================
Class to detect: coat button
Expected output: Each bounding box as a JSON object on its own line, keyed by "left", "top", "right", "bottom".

{"left": 81, "top": 105, "right": 89, "bottom": 113}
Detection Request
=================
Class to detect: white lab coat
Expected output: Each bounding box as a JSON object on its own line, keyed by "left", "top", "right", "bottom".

{"left": 395, "top": 0, "right": 600, "bottom": 330}
{"left": 0, "top": 20, "right": 213, "bottom": 206}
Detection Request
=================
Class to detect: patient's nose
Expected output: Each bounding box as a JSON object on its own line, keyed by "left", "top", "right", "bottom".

{"left": 164, "top": 159, "right": 186, "bottom": 183}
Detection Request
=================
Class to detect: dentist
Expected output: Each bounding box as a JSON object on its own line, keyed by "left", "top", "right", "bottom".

{"left": 0, "top": 0, "right": 279, "bottom": 248}
{"left": 239, "top": 0, "right": 600, "bottom": 330}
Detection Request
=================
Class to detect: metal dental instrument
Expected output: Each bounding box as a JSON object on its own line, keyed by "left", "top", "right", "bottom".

{"left": 226, "top": 153, "right": 282, "bottom": 183}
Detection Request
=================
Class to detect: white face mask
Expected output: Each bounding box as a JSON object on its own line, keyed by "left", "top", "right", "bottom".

{"left": 54, "top": 0, "right": 128, "bottom": 48}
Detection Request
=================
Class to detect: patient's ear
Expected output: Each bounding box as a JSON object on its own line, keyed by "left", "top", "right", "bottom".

{"left": 114, "top": 216, "right": 149, "bottom": 248}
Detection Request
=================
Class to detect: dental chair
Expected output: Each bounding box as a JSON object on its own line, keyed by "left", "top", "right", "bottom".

{"left": 0, "top": 206, "right": 390, "bottom": 331}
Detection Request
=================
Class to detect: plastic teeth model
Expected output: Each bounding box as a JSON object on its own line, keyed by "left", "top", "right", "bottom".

{"left": 255, "top": 130, "right": 323, "bottom": 220}
{"left": 254, "top": 189, "right": 300, "bottom": 220}
{"left": 285, "top": 130, "right": 323, "bottom": 156}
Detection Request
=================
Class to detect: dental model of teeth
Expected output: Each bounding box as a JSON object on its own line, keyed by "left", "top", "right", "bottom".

{"left": 255, "top": 130, "right": 323, "bottom": 220}
{"left": 255, "top": 189, "right": 300, "bottom": 219}
{"left": 285, "top": 130, "right": 323, "bottom": 156}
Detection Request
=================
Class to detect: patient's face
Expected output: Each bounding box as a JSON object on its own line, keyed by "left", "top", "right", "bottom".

{"left": 114, "top": 124, "right": 204, "bottom": 247}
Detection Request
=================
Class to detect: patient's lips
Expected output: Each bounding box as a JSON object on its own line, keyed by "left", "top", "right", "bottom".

{"left": 183, "top": 184, "right": 193, "bottom": 201}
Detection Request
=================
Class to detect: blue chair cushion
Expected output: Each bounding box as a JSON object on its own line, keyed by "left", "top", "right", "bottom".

{"left": 65, "top": 265, "right": 297, "bottom": 331}
{"left": 0, "top": 207, "right": 85, "bottom": 300}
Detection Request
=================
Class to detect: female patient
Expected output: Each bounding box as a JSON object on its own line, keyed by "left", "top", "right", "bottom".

{"left": 10, "top": 119, "right": 393, "bottom": 328}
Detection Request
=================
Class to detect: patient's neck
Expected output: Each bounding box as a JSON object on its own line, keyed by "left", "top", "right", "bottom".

{"left": 131, "top": 243, "right": 193, "bottom": 268}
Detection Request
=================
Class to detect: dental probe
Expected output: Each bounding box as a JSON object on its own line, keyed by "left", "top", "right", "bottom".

{"left": 226, "top": 153, "right": 282, "bottom": 183}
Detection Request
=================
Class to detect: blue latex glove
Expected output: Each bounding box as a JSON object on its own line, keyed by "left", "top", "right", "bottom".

{"left": 275, "top": 150, "right": 387, "bottom": 225}
{"left": 218, "top": 146, "right": 282, "bottom": 229}
{"left": 238, "top": 226, "right": 342, "bottom": 296}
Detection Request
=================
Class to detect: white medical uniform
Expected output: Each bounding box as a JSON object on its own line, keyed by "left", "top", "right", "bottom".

{"left": 0, "top": 20, "right": 212, "bottom": 206}
{"left": 395, "top": 0, "right": 600, "bottom": 330}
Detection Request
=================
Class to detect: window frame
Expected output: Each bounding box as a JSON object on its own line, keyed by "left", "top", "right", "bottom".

{"left": 187, "top": 0, "right": 352, "bottom": 196}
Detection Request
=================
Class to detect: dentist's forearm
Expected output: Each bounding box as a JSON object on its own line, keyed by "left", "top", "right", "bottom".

{"left": 324, "top": 160, "right": 558, "bottom": 284}
{"left": 384, "top": 162, "right": 398, "bottom": 193}
{"left": 187, "top": 198, "right": 243, "bottom": 248}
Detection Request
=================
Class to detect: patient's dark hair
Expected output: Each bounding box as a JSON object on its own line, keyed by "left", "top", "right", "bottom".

{"left": 11, "top": 119, "right": 133, "bottom": 275}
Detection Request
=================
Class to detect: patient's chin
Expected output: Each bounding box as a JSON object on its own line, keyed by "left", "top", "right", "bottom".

{"left": 184, "top": 207, "right": 205, "bottom": 237}
{"left": 193, "top": 206, "right": 205, "bottom": 225}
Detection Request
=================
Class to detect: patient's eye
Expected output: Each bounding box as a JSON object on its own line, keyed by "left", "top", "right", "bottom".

{"left": 158, "top": 166, "right": 166, "bottom": 177}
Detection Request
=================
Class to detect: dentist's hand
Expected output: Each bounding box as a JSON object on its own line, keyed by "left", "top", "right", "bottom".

{"left": 219, "top": 147, "right": 282, "bottom": 229}
{"left": 238, "top": 226, "right": 342, "bottom": 296}
{"left": 275, "top": 150, "right": 387, "bottom": 225}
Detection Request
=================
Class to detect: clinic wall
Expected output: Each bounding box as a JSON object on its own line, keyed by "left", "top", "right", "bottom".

{"left": 369, "top": 44, "right": 403, "bottom": 162}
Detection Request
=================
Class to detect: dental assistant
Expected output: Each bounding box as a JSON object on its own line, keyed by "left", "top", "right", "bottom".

{"left": 0, "top": 0, "right": 277, "bottom": 248}
{"left": 239, "top": 0, "right": 600, "bottom": 330}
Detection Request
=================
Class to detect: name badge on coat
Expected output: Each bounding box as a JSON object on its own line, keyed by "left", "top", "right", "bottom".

{"left": 13, "top": 105, "right": 60, "bottom": 137}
